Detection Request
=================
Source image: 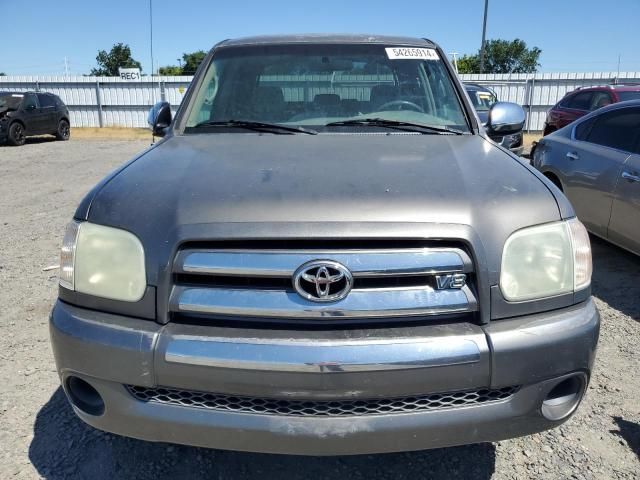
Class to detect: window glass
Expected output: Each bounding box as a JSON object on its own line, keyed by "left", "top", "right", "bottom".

{"left": 589, "top": 92, "right": 612, "bottom": 110}
{"left": 185, "top": 44, "right": 469, "bottom": 131}
{"left": 0, "top": 93, "right": 23, "bottom": 110}
{"left": 574, "top": 117, "right": 596, "bottom": 141}
{"left": 38, "top": 94, "right": 56, "bottom": 108}
{"left": 566, "top": 92, "right": 593, "bottom": 110}
{"left": 586, "top": 108, "right": 640, "bottom": 152}
{"left": 22, "top": 93, "right": 39, "bottom": 110}
{"left": 617, "top": 91, "right": 640, "bottom": 102}
{"left": 465, "top": 88, "right": 497, "bottom": 111}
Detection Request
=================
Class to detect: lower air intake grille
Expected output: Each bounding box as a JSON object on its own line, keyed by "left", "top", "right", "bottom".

{"left": 127, "top": 385, "right": 518, "bottom": 417}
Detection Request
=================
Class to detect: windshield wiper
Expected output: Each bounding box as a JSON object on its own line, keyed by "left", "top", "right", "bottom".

{"left": 193, "top": 120, "right": 317, "bottom": 135}
{"left": 325, "top": 118, "right": 466, "bottom": 135}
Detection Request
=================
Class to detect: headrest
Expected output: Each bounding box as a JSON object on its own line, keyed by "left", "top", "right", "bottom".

{"left": 313, "top": 93, "right": 341, "bottom": 106}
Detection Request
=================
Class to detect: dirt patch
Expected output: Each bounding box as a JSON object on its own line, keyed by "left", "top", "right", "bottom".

{"left": 70, "top": 127, "right": 153, "bottom": 141}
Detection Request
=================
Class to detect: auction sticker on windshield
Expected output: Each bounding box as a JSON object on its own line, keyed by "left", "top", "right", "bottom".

{"left": 385, "top": 47, "right": 439, "bottom": 60}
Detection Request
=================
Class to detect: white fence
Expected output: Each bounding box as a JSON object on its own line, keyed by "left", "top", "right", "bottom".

{"left": 2, "top": 72, "right": 639, "bottom": 131}
{"left": 0, "top": 76, "right": 191, "bottom": 128}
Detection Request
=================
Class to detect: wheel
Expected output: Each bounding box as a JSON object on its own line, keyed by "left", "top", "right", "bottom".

{"left": 7, "top": 122, "right": 26, "bottom": 146}
{"left": 545, "top": 174, "right": 563, "bottom": 192}
{"left": 376, "top": 100, "right": 425, "bottom": 113}
{"left": 56, "top": 119, "right": 70, "bottom": 141}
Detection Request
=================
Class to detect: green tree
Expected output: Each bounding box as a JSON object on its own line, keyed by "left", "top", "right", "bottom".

{"left": 158, "top": 50, "right": 207, "bottom": 75}
{"left": 457, "top": 39, "right": 541, "bottom": 74}
{"left": 90, "top": 43, "right": 142, "bottom": 76}
{"left": 181, "top": 50, "right": 207, "bottom": 74}
{"left": 158, "top": 65, "right": 183, "bottom": 75}
{"left": 457, "top": 55, "right": 480, "bottom": 74}
{"left": 0, "top": 73, "right": 6, "bottom": 76}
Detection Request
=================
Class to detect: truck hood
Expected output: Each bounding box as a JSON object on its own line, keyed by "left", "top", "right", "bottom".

{"left": 86, "top": 133, "right": 563, "bottom": 282}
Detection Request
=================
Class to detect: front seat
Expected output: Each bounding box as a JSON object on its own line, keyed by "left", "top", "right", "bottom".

{"left": 253, "top": 86, "right": 286, "bottom": 121}
{"left": 313, "top": 94, "right": 341, "bottom": 117}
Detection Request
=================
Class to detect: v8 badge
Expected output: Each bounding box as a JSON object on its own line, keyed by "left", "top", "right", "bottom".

{"left": 435, "top": 273, "right": 467, "bottom": 290}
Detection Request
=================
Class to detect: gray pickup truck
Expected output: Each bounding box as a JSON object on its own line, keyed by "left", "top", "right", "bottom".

{"left": 50, "top": 35, "right": 599, "bottom": 455}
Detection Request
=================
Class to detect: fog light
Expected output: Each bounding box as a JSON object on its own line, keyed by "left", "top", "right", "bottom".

{"left": 541, "top": 374, "right": 586, "bottom": 421}
{"left": 65, "top": 376, "right": 105, "bottom": 416}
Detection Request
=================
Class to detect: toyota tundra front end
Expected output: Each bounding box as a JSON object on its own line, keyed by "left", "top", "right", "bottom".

{"left": 49, "top": 34, "right": 599, "bottom": 455}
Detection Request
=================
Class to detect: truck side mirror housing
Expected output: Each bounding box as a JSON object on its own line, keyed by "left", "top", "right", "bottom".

{"left": 487, "top": 102, "right": 525, "bottom": 137}
{"left": 148, "top": 101, "right": 172, "bottom": 137}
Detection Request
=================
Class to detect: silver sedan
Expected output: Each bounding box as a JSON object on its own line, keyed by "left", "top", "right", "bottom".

{"left": 533, "top": 100, "right": 640, "bottom": 255}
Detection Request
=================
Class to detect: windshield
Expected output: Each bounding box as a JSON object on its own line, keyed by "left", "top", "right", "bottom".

{"left": 466, "top": 88, "right": 497, "bottom": 111}
{"left": 185, "top": 44, "right": 470, "bottom": 132}
{"left": 0, "top": 94, "right": 23, "bottom": 110}
{"left": 617, "top": 91, "right": 640, "bottom": 102}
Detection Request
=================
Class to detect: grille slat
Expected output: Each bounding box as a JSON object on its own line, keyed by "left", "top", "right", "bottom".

{"left": 127, "top": 385, "right": 518, "bottom": 417}
{"left": 172, "top": 285, "right": 474, "bottom": 319}
{"left": 175, "top": 248, "right": 472, "bottom": 278}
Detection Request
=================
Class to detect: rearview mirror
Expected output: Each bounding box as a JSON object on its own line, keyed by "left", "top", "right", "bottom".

{"left": 147, "top": 101, "right": 172, "bottom": 137}
{"left": 486, "top": 102, "right": 525, "bottom": 137}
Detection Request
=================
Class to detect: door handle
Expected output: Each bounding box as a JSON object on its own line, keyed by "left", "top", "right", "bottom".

{"left": 621, "top": 171, "right": 640, "bottom": 183}
{"left": 566, "top": 152, "right": 579, "bottom": 161}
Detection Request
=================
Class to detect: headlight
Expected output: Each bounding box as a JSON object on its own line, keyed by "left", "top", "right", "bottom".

{"left": 500, "top": 218, "right": 591, "bottom": 302}
{"left": 59, "top": 221, "right": 146, "bottom": 302}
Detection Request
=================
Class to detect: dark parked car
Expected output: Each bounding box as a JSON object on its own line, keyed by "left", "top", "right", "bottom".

{"left": 464, "top": 82, "right": 524, "bottom": 155}
{"left": 543, "top": 84, "right": 640, "bottom": 136}
{"left": 533, "top": 100, "right": 640, "bottom": 255}
{"left": 50, "top": 34, "right": 598, "bottom": 456}
{"left": 0, "top": 91, "right": 70, "bottom": 146}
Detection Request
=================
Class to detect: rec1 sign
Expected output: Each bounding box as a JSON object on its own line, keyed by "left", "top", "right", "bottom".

{"left": 118, "top": 68, "right": 141, "bottom": 81}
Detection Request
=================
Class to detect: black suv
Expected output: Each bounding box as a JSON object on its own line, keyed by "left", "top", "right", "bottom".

{"left": 0, "top": 91, "right": 70, "bottom": 146}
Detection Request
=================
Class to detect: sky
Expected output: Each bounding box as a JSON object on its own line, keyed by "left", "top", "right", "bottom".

{"left": 1, "top": 0, "right": 639, "bottom": 76}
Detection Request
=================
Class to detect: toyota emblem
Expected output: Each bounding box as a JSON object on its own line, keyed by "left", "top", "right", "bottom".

{"left": 293, "top": 260, "right": 353, "bottom": 302}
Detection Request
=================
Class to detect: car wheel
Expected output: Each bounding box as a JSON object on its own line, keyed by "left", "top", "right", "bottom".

{"left": 545, "top": 173, "right": 563, "bottom": 192}
{"left": 7, "top": 122, "right": 26, "bottom": 146}
{"left": 56, "top": 119, "right": 70, "bottom": 141}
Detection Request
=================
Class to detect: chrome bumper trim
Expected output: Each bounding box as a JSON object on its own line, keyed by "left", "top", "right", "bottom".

{"left": 164, "top": 336, "right": 482, "bottom": 373}
{"left": 172, "top": 285, "right": 477, "bottom": 319}
{"left": 175, "top": 248, "right": 472, "bottom": 277}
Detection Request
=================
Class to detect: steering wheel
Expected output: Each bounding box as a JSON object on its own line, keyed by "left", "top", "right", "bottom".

{"left": 377, "top": 100, "right": 424, "bottom": 113}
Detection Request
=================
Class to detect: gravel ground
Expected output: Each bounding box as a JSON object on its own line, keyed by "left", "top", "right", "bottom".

{"left": 0, "top": 138, "right": 638, "bottom": 479}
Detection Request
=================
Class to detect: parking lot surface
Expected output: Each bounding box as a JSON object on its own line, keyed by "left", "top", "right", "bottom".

{"left": 0, "top": 138, "right": 638, "bottom": 479}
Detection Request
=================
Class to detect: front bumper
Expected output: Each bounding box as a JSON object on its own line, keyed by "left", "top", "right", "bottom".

{"left": 50, "top": 299, "right": 599, "bottom": 455}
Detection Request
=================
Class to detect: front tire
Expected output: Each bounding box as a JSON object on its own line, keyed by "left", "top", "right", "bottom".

{"left": 56, "top": 119, "right": 70, "bottom": 141}
{"left": 7, "top": 122, "right": 26, "bottom": 146}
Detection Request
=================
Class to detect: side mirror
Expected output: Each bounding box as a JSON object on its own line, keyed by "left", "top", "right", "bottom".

{"left": 486, "top": 102, "right": 525, "bottom": 136}
{"left": 147, "top": 101, "right": 172, "bottom": 137}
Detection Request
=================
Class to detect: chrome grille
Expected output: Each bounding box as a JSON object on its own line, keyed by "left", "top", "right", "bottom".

{"left": 127, "top": 385, "right": 518, "bottom": 417}
{"left": 170, "top": 245, "right": 477, "bottom": 321}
